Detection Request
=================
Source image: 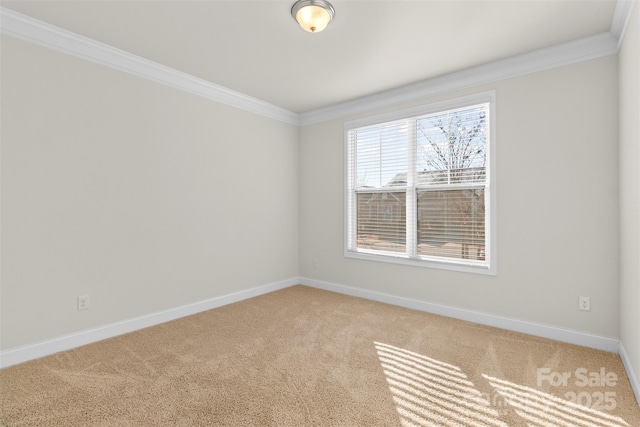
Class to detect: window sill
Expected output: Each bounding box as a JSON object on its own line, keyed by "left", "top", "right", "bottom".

{"left": 344, "top": 249, "right": 496, "bottom": 276}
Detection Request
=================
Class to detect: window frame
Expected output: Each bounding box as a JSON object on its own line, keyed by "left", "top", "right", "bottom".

{"left": 344, "top": 92, "right": 497, "bottom": 275}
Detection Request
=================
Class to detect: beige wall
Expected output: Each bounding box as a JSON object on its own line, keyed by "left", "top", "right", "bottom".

{"left": 0, "top": 36, "right": 299, "bottom": 349}
{"left": 619, "top": 2, "right": 640, "bottom": 391}
{"left": 299, "top": 56, "right": 620, "bottom": 339}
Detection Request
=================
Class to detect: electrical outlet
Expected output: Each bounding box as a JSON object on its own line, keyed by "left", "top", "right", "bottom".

{"left": 78, "top": 295, "right": 90, "bottom": 311}
{"left": 578, "top": 296, "right": 591, "bottom": 311}
{"left": 313, "top": 258, "right": 318, "bottom": 269}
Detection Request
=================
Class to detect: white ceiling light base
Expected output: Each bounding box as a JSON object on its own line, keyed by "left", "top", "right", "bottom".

{"left": 291, "top": 0, "right": 335, "bottom": 33}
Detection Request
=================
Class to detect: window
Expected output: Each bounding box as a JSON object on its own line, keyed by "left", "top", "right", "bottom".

{"left": 345, "top": 93, "right": 495, "bottom": 274}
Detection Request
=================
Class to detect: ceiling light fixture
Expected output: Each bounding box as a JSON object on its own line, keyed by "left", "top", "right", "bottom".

{"left": 291, "top": 0, "right": 335, "bottom": 33}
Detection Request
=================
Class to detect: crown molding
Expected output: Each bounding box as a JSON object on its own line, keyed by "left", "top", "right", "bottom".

{"left": 0, "top": 7, "right": 300, "bottom": 126}
{"left": 1, "top": 3, "right": 631, "bottom": 128}
{"left": 611, "top": 0, "right": 637, "bottom": 50}
{"left": 299, "top": 31, "right": 618, "bottom": 125}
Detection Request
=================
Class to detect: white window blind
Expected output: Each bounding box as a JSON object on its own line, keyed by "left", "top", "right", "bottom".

{"left": 345, "top": 95, "right": 494, "bottom": 273}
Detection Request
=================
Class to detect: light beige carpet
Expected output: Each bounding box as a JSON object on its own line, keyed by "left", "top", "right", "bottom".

{"left": 1, "top": 285, "right": 639, "bottom": 426}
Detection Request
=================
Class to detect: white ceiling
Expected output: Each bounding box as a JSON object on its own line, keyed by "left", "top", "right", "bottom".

{"left": 2, "top": 0, "right": 619, "bottom": 114}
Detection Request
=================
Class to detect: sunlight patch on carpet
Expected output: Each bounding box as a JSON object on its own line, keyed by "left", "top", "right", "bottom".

{"left": 374, "top": 342, "right": 508, "bottom": 427}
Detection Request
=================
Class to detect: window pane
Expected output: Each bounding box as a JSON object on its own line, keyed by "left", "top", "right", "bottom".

{"left": 417, "top": 189, "right": 485, "bottom": 261}
{"left": 355, "top": 122, "right": 407, "bottom": 189}
{"left": 357, "top": 191, "right": 406, "bottom": 253}
{"left": 416, "top": 105, "right": 487, "bottom": 185}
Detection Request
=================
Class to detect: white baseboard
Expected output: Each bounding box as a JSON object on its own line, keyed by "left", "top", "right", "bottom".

{"left": 1, "top": 276, "right": 624, "bottom": 370}
{"left": 300, "top": 277, "right": 620, "bottom": 353}
{"left": 619, "top": 341, "right": 640, "bottom": 407}
{"left": 0, "top": 277, "right": 298, "bottom": 369}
